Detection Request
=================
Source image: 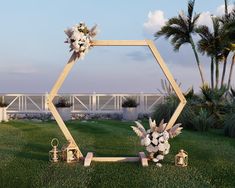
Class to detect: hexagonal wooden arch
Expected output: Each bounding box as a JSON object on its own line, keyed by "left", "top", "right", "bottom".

{"left": 47, "top": 40, "right": 187, "bottom": 166}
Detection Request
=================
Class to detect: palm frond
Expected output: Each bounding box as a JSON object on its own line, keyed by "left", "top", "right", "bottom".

{"left": 187, "top": 0, "right": 195, "bottom": 23}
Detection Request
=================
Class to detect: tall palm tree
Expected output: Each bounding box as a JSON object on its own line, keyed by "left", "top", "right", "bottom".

{"left": 195, "top": 25, "right": 215, "bottom": 88}
{"left": 220, "top": 0, "right": 230, "bottom": 87}
{"left": 228, "top": 53, "right": 235, "bottom": 87}
{"left": 196, "top": 17, "right": 224, "bottom": 89}
{"left": 220, "top": 8, "right": 235, "bottom": 88}
{"left": 155, "top": 0, "right": 205, "bottom": 85}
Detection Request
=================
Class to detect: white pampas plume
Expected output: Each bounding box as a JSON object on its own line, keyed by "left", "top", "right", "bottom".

{"left": 89, "top": 24, "right": 98, "bottom": 37}
{"left": 134, "top": 121, "right": 146, "bottom": 135}
{"left": 168, "top": 123, "right": 183, "bottom": 138}
{"left": 158, "top": 120, "right": 167, "bottom": 133}
{"left": 131, "top": 126, "right": 146, "bottom": 138}
{"left": 149, "top": 118, "right": 156, "bottom": 132}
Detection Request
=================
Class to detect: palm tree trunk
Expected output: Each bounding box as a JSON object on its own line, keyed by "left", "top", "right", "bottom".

{"left": 189, "top": 37, "right": 205, "bottom": 85}
{"left": 225, "top": 0, "right": 228, "bottom": 15}
{"left": 215, "top": 58, "right": 219, "bottom": 89}
{"left": 221, "top": 56, "right": 227, "bottom": 88}
{"left": 228, "top": 54, "right": 235, "bottom": 88}
{"left": 211, "top": 57, "right": 214, "bottom": 89}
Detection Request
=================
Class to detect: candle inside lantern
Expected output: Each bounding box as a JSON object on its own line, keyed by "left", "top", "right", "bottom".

{"left": 178, "top": 157, "right": 183, "bottom": 165}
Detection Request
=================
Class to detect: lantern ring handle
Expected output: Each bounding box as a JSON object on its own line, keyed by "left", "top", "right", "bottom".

{"left": 51, "top": 138, "right": 59, "bottom": 147}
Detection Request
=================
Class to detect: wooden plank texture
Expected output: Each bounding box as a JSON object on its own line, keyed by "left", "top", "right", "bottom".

{"left": 84, "top": 152, "right": 93, "bottom": 167}
{"left": 92, "top": 157, "right": 140, "bottom": 162}
{"left": 139, "top": 152, "right": 148, "bottom": 167}
{"left": 92, "top": 40, "right": 147, "bottom": 46}
{"left": 146, "top": 40, "right": 187, "bottom": 130}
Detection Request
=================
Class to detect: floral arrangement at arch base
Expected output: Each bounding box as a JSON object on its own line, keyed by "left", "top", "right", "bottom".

{"left": 64, "top": 22, "right": 98, "bottom": 59}
{"left": 131, "top": 118, "right": 182, "bottom": 167}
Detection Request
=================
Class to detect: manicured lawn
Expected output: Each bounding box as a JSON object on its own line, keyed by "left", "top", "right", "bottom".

{"left": 0, "top": 120, "right": 235, "bottom": 188}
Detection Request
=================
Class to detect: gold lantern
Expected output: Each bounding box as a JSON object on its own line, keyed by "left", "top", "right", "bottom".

{"left": 49, "top": 138, "right": 61, "bottom": 162}
{"left": 61, "top": 140, "right": 79, "bottom": 163}
{"left": 175, "top": 149, "right": 188, "bottom": 167}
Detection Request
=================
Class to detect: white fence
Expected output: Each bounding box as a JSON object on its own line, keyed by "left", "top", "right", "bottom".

{"left": 1, "top": 93, "right": 164, "bottom": 114}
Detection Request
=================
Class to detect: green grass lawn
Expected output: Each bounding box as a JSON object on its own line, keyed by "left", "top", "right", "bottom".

{"left": 0, "top": 120, "right": 235, "bottom": 188}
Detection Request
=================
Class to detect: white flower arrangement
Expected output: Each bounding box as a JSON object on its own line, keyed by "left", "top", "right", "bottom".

{"left": 64, "top": 22, "right": 98, "bottom": 59}
{"left": 131, "top": 118, "right": 182, "bottom": 167}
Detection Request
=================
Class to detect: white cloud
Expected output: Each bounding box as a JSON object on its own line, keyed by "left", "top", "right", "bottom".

{"left": 197, "top": 11, "right": 213, "bottom": 29}
{"left": 197, "top": 4, "right": 235, "bottom": 29}
{"left": 143, "top": 10, "right": 167, "bottom": 35}
{"left": 216, "top": 4, "right": 234, "bottom": 15}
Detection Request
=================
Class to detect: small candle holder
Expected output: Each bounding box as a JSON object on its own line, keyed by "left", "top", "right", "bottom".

{"left": 49, "top": 138, "right": 61, "bottom": 162}
{"left": 175, "top": 149, "right": 188, "bottom": 167}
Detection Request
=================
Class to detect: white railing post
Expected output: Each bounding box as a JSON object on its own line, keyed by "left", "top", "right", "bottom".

{"left": 139, "top": 92, "right": 145, "bottom": 114}
{"left": 92, "top": 92, "right": 96, "bottom": 112}
{"left": 44, "top": 92, "right": 49, "bottom": 112}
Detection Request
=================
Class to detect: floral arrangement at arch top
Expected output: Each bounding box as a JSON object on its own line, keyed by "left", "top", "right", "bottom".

{"left": 64, "top": 22, "right": 98, "bottom": 59}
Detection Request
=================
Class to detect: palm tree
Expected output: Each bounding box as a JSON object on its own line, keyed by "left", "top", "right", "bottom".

{"left": 228, "top": 53, "right": 235, "bottom": 87}
{"left": 196, "top": 17, "right": 224, "bottom": 89}
{"left": 155, "top": 0, "right": 205, "bottom": 85}
{"left": 221, "top": 8, "right": 235, "bottom": 88}
{"left": 195, "top": 24, "right": 215, "bottom": 88}
{"left": 221, "top": 0, "right": 230, "bottom": 87}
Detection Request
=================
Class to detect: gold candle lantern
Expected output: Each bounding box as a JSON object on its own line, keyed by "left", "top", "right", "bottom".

{"left": 175, "top": 149, "right": 188, "bottom": 167}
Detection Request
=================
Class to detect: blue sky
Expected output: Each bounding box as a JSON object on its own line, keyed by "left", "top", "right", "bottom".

{"left": 0, "top": 0, "right": 234, "bottom": 93}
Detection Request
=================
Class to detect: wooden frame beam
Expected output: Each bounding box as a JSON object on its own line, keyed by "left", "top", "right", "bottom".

{"left": 84, "top": 152, "right": 148, "bottom": 167}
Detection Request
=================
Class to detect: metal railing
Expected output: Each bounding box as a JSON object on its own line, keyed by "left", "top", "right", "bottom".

{"left": 1, "top": 93, "right": 164, "bottom": 114}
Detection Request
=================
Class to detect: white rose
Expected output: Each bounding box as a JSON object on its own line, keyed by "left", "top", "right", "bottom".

{"left": 152, "top": 131, "right": 159, "bottom": 138}
{"left": 151, "top": 138, "right": 158, "bottom": 145}
{"left": 146, "top": 145, "right": 155, "bottom": 152}
{"left": 158, "top": 143, "right": 165, "bottom": 151}
{"left": 144, "top": 137, "right": 151, "bottom": 146}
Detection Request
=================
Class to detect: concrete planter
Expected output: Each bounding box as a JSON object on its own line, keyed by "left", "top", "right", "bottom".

{"left": 0, "top": 107, "right": 8, "bottom": 122}
{"left": 122, "top": 107, "right": 138, "bottom": 121}
{"left": 57, "top": 107, "right": 71, "bottom": 121}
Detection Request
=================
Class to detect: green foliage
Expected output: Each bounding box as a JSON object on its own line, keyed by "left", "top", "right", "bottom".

{"left": 191, "top": 109, "right": 215, "bottom": 132}
{"left": 55, "top": 97, "right": 73, "bottom": 108}
{"left": 0, "top": 96, "right": 8, "bottom": 107}
{"left": 122, "top": 97, "right": 138, "bottom": 108}
{"left": 200, "top": 85, "right": 229, "bottom": 128}
{"left": 224, "top": 114, "right": 235, "bottom": 138}
{"left": 201, "top": 85, "right": 227, "bottom": 104}
{"left": 224, "top": 109, "right": 235, "bottom": 138}
{"left": 152, "top": 94, "right": 195, "bottom": 129}
{"left": 152, "top": 95, "right": 178, "bottom": 124}
{"left": 230, "top": 87, "right": 235, "bottom": 98}
{"left": 1, "top": 120, "right": 235, "bottom": 187}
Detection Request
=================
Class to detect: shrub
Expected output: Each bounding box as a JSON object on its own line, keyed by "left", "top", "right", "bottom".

{"left": 55, "top": 97, "right": 73, "bottom": 108}
{"left": 224, "top": 113, "right": 235, "bottom": 138}
{"left": 152, "top": 90, "right": 198, "bottom": 129}
{"left": 122, "top": 97, "right": 138, "bottom": 108}
{"left": 191, "top": 109, "right": 215, "bottom": 132}
{"left": 200, "top": 85, "right": 228, "bottom": 128}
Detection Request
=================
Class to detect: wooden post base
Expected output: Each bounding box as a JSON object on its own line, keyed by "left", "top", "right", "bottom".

{"left": 84, "top": 152, "right": 148, "bottom": 167}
